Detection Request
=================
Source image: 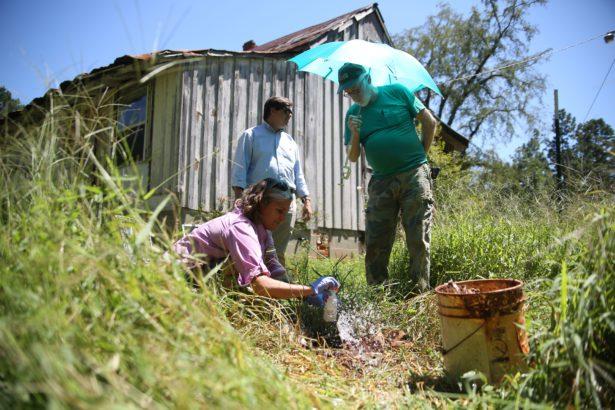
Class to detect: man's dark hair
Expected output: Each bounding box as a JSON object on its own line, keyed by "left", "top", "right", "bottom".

{"left": 263, "top": 96, "right": 292, "bottom": 121}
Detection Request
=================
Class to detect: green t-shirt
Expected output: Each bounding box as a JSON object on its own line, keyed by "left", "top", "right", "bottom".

{"left": 344, "top": 83, "right": 426, "bottom": 178}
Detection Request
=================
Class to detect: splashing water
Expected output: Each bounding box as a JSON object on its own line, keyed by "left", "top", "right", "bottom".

{"left": 335, "top": 301, "right": 381, "bottom": 347}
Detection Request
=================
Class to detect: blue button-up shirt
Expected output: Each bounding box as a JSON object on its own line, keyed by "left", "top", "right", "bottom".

{"left": 231, "top": 122, "right": 309, "bottom": 198}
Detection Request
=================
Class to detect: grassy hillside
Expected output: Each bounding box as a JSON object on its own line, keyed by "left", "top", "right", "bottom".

{"left": 1, "top": 102, "right": 612, "bottom": 408}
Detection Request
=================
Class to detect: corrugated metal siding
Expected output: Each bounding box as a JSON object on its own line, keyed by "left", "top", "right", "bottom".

{"left": 172, "top": 54, "right": 366, "bottom": 231}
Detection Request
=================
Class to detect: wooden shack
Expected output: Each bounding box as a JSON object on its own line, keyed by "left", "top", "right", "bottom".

{"left": 5, "top": 3, "right": 469, "bottom": 256}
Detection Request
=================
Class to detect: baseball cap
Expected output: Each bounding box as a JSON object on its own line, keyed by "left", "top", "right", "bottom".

{"left": 337, "top": 63, "right": 367, "bottom": 94}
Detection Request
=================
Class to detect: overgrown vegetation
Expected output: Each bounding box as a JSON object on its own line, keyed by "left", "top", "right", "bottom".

{"left": 1, "top": 92, "right": 613, "bottom": 409}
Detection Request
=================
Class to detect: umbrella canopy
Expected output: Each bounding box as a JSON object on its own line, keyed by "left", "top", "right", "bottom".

{"left": 289, "top": 39, "right": 441, "bottom": 95}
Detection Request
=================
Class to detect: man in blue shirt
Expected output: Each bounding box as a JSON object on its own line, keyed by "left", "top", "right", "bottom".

{"left": 231, "top": 96, "right": 312, "bottom": 266}
{"left": 341, "top": 63, "right": 437, "bottom": 293}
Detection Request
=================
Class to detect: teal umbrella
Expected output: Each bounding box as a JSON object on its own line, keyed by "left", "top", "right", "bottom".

{"left": 288, "top": 39, "right": 441, "bottom": 95}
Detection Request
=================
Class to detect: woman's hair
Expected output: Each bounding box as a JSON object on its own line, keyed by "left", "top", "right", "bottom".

{"left": 237, "top": 178, "right": 294, "bottom": 223}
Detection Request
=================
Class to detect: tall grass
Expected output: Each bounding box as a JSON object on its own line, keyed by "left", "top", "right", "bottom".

{"left": 0, "top": 95, "right": 317, "bottom": 408}
{"left": 1, "top": 92, "right": 613, "bottom": 408}
{"left": 515, "top": 210, "right": 614, "bottom": 409}
{"left": 383, "top": 149, "right": 614, "bottom": 407}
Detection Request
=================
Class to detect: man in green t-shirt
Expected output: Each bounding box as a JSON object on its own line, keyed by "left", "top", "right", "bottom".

{"left": 340, "top": 63, "right": 437, "bottom": 292}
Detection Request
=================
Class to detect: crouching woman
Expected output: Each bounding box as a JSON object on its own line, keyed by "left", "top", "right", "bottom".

{"left": 172, "top": 178, "right": 339, "bottom": 306}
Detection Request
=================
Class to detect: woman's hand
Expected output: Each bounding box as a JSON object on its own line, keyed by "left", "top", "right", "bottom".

{"left": 306, "top": 276, "right": 340, "bottom": 307}
{"left": 310, "top": 276, "right": 341, "bottom": 294}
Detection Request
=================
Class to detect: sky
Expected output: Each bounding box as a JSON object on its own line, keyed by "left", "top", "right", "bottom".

{"left": 1, "top": 0, "right": 613, "bottom": 160}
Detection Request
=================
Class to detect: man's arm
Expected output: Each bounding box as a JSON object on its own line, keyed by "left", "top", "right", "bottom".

{"left": 346, "top": 115, "right": 362, "bottom": 162}
{"left": 417, "top": 109, "right": 437, "bottom": 153}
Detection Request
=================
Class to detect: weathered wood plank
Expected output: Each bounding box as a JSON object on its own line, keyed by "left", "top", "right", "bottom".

{"left": 149, "top": 77, "right": 163, "bottom": 190}
{"left": 170, "top": 69, "right": 182, "bottom": 195}
{"left": 262, "top": 59, "right": 273, "bottom": 103}
{"left": 314, "top": 76, "right": 324, "bottom": 230}
{"left": 214, "top": 58, "right": 234, "bottom": 210}
{"left": 201, "top": 58, "right": 219, "bottom": 211}
{"left": 150, "top": 72, "right": 179, "bottom": 193}
{"left": 230, "top": 58, "right": 250, "bottom": 196}
{"left": 303, "top": 73, "right": 319, "bottom": 228}
{"left": 275, "top": 60, "right": 287, "bottom": 99}
{"left": 248, "top": 58, "right": 263, "bottom": 129}
{"left": 187, "top": 63, "right": 205, "bottom": 210}
{"left": 323, "top": 79, "right": 333, "bottom": 228}
{"left": 177, "top": 69, "right": 190, "bottom": 206}
{"left": 332, "top": 85, "right": 344, "bottom": 230}
{"left": 286, "top": 62, "right": 296, "bottom": 138}
{"left": 293, "top": 71, "right": 305, "bottom": 156}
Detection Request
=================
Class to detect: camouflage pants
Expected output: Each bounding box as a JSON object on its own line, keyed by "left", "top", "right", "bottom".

{"left": 365, "top": 163, "right": 434, "bottom": 292}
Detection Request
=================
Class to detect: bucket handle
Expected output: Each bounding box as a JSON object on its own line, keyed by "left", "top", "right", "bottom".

{"left": 441, "top": 320, "right": 486, "bottom": 356}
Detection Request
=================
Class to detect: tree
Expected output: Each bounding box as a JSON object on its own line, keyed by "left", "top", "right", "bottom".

{"left": 546, "top": 109, "right": 614, "bottom": 192}
{"left": 393, "top": 0, "right": 547, "bottom": 141}
{"left": 546, "top": 109, "right": 576, "bottom": 186}
{"left": 574, "top": 118, "right": 614, "bottom": 190}
{"left": 512, "top": 131, "right": 553, "bottom": 193}
{"left": 0, "top": 86, "right": 22, "bottom": 119}
{"left": 469, "top": 148, "right": 517, "bottom": 193}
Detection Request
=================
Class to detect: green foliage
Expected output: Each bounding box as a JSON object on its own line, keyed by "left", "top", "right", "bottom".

{"left": 1, "top": 85, "right": 613, "bottom": 408}
{"left": 0, "top": 86, "right": 22, "bottom": 119}
{"left": 512, "top": 133, "right": 554, "bottom": 194}
{"left": 547, "top": 109, "right": 615, "bottom": 193}
{"left": 573, "top": 118, "right": 614, "bottom": 191}
{"left": 384, "top": 148, "right": 614, "bottom": 407}
{"left": 427, "top": 139, "right": 471, "bottom": 192}
{"left": 505, "top": 211, "right": 614, "bottom": 409}
{"left": 388, "top": 183, "right": 563, "bottom": 290}
{"left": 394, "top": 0, "right": 547, "bottom": 141}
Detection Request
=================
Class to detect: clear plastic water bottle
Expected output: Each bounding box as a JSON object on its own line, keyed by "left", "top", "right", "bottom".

{"left": 323, "top": 290, "right": 339, "bottom": 322}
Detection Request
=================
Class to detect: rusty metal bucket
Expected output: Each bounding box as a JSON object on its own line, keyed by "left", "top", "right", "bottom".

{"left": 434, "top": 279, "right": 530, "bottom": 384}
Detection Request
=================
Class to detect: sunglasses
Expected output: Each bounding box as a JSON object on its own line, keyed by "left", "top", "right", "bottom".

{"left": 278, "top": 106, "right": 293, "bottom": 115}
{"left": 344, "top": 85, "right": 362, "bottom": 95}
{"left": 264, "top": 178, "right": 295, "bottom": 195}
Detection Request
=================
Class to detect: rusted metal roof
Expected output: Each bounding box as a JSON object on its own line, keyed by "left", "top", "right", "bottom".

{"left": 6, "top": 3, "right": 391, "bottom": 121}
{"left": 5, "top": 1, "right": 474, "bottom": 152}
{"left": 252, "top": 3, "right": 388, "bottom": 53}
{"left": 4, "top": 49, "right": 283, "bottom": 123}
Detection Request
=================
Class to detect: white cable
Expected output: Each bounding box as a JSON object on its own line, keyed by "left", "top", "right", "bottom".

{"left": 444, "top": 31, "right": 609, "bottom": 85}
{"left": 582, "top": 56, "right": 615, "bottom": 122}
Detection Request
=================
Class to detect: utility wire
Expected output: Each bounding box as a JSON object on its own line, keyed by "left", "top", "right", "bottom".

{"left": 431, "top": 30, "right": 612, "bottom": 155}
{"left": 444, "top": 31, "right": 610, "bottom": 85}
{"left": 582, "top": 55, "right": 615, "bottom": 122}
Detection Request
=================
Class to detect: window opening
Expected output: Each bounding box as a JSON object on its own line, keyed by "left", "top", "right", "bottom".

{"left": 117, "top": 92, "right": 147, "bottom": 164}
